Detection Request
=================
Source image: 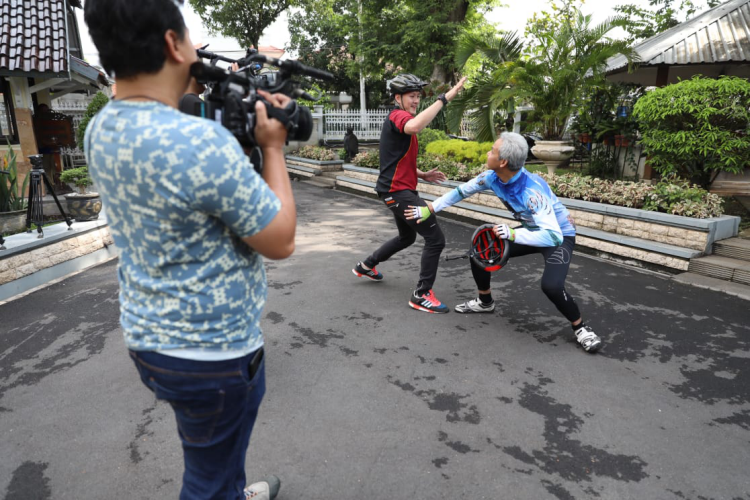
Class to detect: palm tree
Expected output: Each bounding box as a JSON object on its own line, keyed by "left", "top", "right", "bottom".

{"left": 448, "top": 9, "right": 638, "bottom": 142}
{"left": 446, "top": 31, "right": 524, "bottom": 141}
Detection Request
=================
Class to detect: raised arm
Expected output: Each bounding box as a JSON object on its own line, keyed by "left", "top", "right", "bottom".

{"left": 402, "top": 77, "right": 467, "bottom": 136}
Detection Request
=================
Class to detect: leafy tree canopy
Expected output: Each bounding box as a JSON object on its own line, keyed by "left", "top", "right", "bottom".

{"left": 613, "top": 0, "right": 721, "bottom": 44}
{"left": 187, "top": 0, "right": 294, "bottom": 51}
{"left": 287, "top": 0, "right": 499, "bottom": 102}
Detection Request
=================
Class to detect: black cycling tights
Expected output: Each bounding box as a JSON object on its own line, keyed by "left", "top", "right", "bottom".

{"left": 471, "top": 236, "right": 581, "bottom": 322}
{"left": 364, "top": 190, "right": 445, "bottom": 294}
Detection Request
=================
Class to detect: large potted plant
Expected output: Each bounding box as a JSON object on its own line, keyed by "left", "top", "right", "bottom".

{"left": 59, "top": 166, "right": 102, "bottom": 221}
{"left": 449, "top": 5, "right": 637, "bottom": 175}
{"left": 0, "top": 144, "right": 30, "bottom": 235}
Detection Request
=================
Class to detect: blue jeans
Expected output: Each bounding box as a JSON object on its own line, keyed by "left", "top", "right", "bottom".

{"left": 130, "top": 348, "right": 266, "bottom": 500}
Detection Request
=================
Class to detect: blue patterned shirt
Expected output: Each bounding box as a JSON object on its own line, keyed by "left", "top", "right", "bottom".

{"left": 85, "top": 100, "right": 281, "bottom": 353}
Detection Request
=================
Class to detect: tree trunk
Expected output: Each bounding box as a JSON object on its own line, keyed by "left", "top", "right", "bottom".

{"left": 429, "top": 0, "right": 470, "bottom": 84}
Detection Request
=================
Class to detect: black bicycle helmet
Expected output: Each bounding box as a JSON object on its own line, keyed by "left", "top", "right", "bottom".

{"left": 469, "top": 224, "right": 511, "bottom": 272}
{"left": 387, "top": 73, "right": 428, "bottom": 96}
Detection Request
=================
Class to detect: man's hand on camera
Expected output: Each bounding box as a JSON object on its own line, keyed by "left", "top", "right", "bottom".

{"left": 254, "top": 89, "right": 290, "bottom": 149}
{"left": 446, "top": 76, "right": 467, "bottom": 102}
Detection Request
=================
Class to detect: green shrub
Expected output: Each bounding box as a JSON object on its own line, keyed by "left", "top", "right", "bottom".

{"left": 60, "top": 166, "right": 93, "bottom": 194}
{"left": 425, "top": 139, "right": 494, "bottom": 167}
{"left": 351, "top": 150, "right": 380, "bottom": 168}
{"left": 633, "top": 76, "right": 750, "bottom": 188}
{"left": 417, "top": 153, "right": 485, "bottom": 182}
{"left": 417, "top": 128, "right": 449, "bottom": 155}
{"left": 336, "top": 148, "right": 347, "bottom": 161}
{"left": 77, "top": 92, "right": 110, "bottom": 151}
{"left": 0, "top": 144, "right": 29, "bottom": 212}
{"left": 541, "top": 173, "right": 723, "bottom": 218}
{"left": 291, "top": 145, "right": 337, "bottom": 161}
{"left": 642, "top": 175, "right": 724, "bottom": 218}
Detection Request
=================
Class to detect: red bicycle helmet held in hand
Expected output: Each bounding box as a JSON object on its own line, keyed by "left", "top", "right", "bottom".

{"left": 469, "top": 224, "right": 511, "bottom": 272}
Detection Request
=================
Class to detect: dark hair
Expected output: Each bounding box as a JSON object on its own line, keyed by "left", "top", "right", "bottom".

{"left": 84, "top": 0, "right": 187, "bottom": 78}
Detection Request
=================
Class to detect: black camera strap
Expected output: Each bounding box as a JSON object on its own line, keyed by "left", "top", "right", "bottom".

{"left": 265, "top": 104, "right": 295, "bottom": 132}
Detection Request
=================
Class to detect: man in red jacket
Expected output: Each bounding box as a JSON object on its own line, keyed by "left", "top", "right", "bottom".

{"left": 352, "top": 73, "right": 466, "bottom": 313}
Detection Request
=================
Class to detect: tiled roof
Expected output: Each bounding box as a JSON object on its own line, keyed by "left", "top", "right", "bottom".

{"left": 0, "top": 0, "right": 69, "bottom": 76}
{"left": 607, "top": 0, "right": 750, "bottom": 72}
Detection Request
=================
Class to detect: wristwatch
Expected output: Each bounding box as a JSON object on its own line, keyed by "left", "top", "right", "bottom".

{"left": 437, "top": 93, "right": 448, "bottom": 106}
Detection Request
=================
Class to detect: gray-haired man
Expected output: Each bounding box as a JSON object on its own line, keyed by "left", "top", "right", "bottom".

{"left": 407, "top": 132, "right": 602, "bottom": 353}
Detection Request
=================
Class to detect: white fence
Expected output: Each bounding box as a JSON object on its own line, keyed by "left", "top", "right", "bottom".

{"left": 52, "top": 99, "right": 90, "bottom": 134}
{"left": 323, "top": 109, "right": 390, "bottom": 141}
{"left": 323, "top": 108, "right": 477, "bottom": 141}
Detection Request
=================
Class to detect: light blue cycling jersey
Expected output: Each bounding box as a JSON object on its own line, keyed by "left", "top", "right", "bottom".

{"left": 432, "top": 168, "right": 576, "bottom": 247}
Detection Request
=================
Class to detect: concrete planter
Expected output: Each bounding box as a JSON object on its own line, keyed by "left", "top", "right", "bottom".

{"left": 0, "top": 209, "right": 27, "bottom": 235}
{"left": 530, "top": 140, "right": 575, "bottom": 176}
{"left": 285, "top": 155, "right": 344, "bottom": 172}
{"left": 335, "top": 165, "right": 741, "bottom": 272}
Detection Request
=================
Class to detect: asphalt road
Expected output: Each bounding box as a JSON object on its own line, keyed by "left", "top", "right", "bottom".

{"left": 1, "top": 182, "right": 749, "bottom": 500}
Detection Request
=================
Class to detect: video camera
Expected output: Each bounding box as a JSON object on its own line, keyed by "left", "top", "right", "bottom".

{"left": 191, "top": 48, "right": 333, "bottom": 171}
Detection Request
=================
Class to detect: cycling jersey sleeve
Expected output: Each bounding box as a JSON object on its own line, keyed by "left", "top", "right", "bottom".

{"left": 390, "top": 109, "right": 413, "bottom": 133}
{"left": 431, "top": 172, "right": 493, "bottom": 213}
{"left": 513, "top": 187, "right": 563, "bottom": 247}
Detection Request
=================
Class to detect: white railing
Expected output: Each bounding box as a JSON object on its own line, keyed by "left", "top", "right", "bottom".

{"left": 52, "top": 99, "right": 92, "bottom": 132}
{"left": 323, "top": 109, "right": 390, "bottom": 141}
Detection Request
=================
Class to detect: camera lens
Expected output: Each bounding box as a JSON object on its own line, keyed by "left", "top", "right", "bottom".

{"left": 292, "top": 105, "right": 313, "bottom": 142}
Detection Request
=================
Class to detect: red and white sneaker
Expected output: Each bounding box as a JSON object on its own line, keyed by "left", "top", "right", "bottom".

{"left": 352, "top": 262, "right": 384, "bottom": 281}
{"left": 409, "top": 289, "right": 449, "bottom": 314}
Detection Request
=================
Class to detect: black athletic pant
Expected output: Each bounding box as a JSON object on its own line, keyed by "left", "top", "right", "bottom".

{"left": 364, "top": 190, "right": 445, "bottom": 294}
{"left": 470, "top": 236, "right": 581, "bottom": 322}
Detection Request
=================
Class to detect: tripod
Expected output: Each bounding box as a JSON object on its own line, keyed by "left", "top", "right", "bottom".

{"left": 25, "top": 154, "right": 73, "bottom": 238}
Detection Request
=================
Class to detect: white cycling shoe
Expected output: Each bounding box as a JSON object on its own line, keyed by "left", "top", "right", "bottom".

{"left": 454, "top": 297, "right": 495, "bottom": 314}
{"left": 574, "top": 324, "right": 602, "bottom": 353}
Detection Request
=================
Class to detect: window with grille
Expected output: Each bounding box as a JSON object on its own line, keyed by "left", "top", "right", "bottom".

{"left": 0, "top": 78, "right": 18, "bottom": 144}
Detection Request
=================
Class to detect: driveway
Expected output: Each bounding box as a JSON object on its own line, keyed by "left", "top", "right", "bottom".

{"left": 1, "top": 182, "right": 749, "bottom": 500}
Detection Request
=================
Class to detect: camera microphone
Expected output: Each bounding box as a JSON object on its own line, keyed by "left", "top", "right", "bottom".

{"left": 196, "top": 49, "right": 238, "bottom": 64}
{"left": 190, "top": 62, "right": 251, "bottom": 86}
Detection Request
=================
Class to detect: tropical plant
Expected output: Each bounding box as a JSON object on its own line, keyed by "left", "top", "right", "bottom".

{"left": 633, "top": 75, "right": 750, "bottom": 188}
{"left": 447, "top": 31, "right": 524, "bottom": 141}
{"left": 59, "top": 167, "right": 94, "bottom": 194}
{"left": 449, "top": 6, "right": 638, "bottom": 141}
{"left": 77, "top": 92, "right": 109, "bottom": 151}
{"left": 0, "top": 145, "right": 29, "bottom": 212}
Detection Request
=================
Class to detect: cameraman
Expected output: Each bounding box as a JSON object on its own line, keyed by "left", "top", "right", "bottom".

{"left": 83, "top": 1, "right": 294, "bottom": 499}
